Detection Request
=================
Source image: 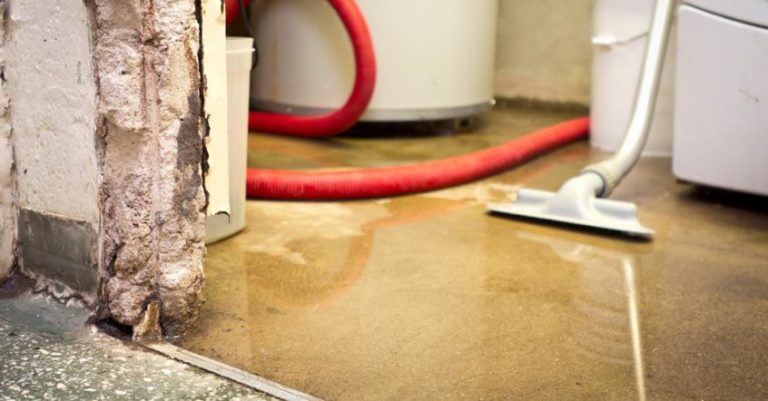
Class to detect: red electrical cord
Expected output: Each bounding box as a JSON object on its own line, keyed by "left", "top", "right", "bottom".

{"left": 246, "top": 117, "right": 590, "bottom": 200}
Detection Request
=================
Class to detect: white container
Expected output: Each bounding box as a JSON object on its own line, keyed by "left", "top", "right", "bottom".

{"left": 590, "top": 0, "right": 677, "bottom": 156}
{"left": 206, "top": 38, "right": 254, "bottom": 244}
{"left": 248, "top": 0, "right": 498, "bottom": 121}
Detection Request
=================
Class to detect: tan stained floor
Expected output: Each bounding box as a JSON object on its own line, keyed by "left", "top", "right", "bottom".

{"left": 180, "top": 106, "right": 768, "bottom": 401}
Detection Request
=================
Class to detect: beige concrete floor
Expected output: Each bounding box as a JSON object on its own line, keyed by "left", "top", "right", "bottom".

{"left": 180, "top": 106, "right": 768, "bottom": 401}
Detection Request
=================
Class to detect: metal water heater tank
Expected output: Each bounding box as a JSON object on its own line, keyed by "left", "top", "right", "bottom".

{"left": 248, "top": 0, "right": 499, "bottom": 121}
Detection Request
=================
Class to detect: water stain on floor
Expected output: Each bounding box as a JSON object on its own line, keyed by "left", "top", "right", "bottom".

{"left": 236, "top": 202, "right": 391, "bottom": 266}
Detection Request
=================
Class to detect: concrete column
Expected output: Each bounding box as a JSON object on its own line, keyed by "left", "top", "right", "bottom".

{"left": 0, "top": 0, "right": 14, "bottom": 284}
{"left": 93, "top": 0, "right": 206, "bottom": 337}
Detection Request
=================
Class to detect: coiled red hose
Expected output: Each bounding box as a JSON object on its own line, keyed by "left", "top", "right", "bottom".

{"left": 246, "top": 118, "right": 590, "bottom": 200}
{"left": 231, "top": 0, "right": 376, "bottom": 137}
{"left": 228, "top": 1, "right": 589, "bottom": 200}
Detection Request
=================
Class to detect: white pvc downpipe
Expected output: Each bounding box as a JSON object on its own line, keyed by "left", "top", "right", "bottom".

{"left": 203, "top": 0, "right": 231, "bottom": 219}
{"left": 206, "top": 38, "right": 254, "bottom": 244}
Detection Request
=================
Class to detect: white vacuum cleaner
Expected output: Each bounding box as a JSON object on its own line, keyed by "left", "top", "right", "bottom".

{"left": 490, "top": 0, "right": 676, "bottom": 239}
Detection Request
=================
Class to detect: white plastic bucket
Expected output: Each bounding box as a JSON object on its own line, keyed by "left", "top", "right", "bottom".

{"left": 590, "top": 0, "right": 677, "bottom": 157}
{"left": 206, "top": 37, "right": 254, "bottom": 244}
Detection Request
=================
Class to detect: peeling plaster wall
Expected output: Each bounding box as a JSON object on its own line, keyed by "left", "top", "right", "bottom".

{"left": 94, "top": 0, "right": 206, "bottom": 337}
{"left": 0, "top": 0, "right": 14, "bottom": 284}
{"left": 494, "top": 0, "right": 593, "bottom": 104}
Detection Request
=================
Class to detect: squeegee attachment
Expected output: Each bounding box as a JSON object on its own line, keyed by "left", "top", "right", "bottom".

{"left": 489, "top": 176, "right": 654, "bottom": 239}
{"left": 489, "top": 0, "right": 675, "bottom": 240}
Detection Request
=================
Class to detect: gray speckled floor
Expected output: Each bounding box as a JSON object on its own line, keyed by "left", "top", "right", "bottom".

{"left": 0, "top": 292, "right": 278, "bottom": 401}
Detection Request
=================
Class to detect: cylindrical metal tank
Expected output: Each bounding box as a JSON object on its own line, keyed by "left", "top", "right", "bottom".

{"left": 249, "top": 0, "right": 498, "bottom": 121}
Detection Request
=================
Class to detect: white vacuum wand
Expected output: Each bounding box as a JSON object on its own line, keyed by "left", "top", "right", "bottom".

{"left": 490, "top": 0, "right": 676, "bottom": 239}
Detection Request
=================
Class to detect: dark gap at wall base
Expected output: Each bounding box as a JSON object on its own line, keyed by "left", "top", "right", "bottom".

{"left": 87, "top": 307, "right": 135, "bottom": 341}
{"left": 0, "top": 273, "right": 35, "bottom": 299}
{"left": 495, "top": 97, "right": 590, "bottom": 114}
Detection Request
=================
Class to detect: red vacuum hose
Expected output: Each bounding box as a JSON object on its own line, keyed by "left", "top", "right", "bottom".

{"left": 246, "top": 117, "right": 590, "bottom": 200}
{"left": 228, "top": 1, "right": 588, "bottom": 201}
{"left": 231, "top": 0, "right": 376, "bottom": 137}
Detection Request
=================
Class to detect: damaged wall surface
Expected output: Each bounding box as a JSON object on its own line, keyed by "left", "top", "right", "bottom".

{"left": 94, "top": 0, "right": 206, "bottom": 337}
{"left": 4, "top": 0, "right": 100, "bottom": 301}
{"left": 0, "top": 0, "right": 14, "bottom": 284}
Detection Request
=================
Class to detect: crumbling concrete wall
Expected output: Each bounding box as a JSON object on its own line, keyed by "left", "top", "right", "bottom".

{"left": 0, "top": 0, "right": 14, "bottom": 284}
{"left": 93, "top": 0, "right": 206, "bottom": 337}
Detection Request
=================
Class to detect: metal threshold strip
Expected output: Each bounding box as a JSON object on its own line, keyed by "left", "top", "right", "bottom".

{"left": 144, "top": 342, "right": 324, "bottom": 401}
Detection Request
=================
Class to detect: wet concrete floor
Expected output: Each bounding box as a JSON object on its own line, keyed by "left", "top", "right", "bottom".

{"left": 181, "top": 106, "right": 768, "bottom": 400}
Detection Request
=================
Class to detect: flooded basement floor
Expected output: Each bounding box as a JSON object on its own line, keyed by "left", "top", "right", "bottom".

{"left": 180, "top": 106, "right": 768, "bottom": 400}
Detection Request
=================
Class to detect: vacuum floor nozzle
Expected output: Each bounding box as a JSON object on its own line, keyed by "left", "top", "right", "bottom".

{"left": 489, "top": 188, "right": 654, "bottom": 239}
